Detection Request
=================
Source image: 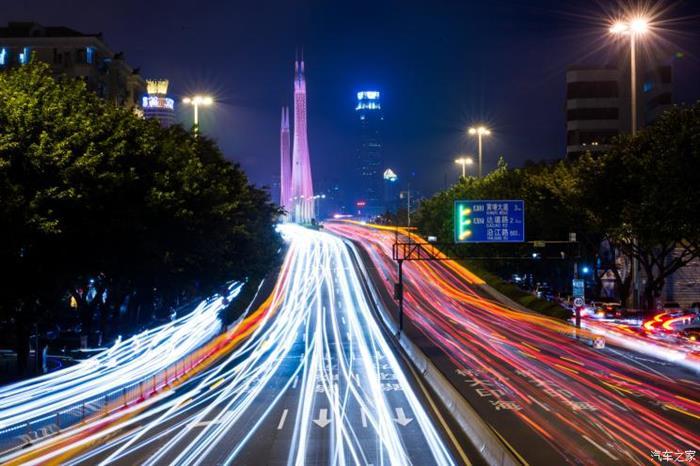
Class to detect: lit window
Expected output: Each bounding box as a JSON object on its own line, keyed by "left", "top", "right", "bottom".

{"left": 643, "top": 81, "right": 653, "bottom": 93}
{"left": 0, "top": 48, "right": 6, "bottom": 66}
{"left": 19, "top": 47, "right": 30, "bottom": 64}
{"left": 86, "top": 47, "right": 95, "bottom": 64}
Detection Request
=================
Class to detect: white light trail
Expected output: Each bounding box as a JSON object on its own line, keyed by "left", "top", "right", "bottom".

{"left": 2, "top": 225, "right": 455, "bottom": 466}
{"left": 0, "top": 283, "right": 243, "bottom": 449}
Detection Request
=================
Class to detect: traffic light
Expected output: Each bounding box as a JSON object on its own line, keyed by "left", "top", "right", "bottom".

{"left": 457, "top": 203, "right": 472, "bottom": 241}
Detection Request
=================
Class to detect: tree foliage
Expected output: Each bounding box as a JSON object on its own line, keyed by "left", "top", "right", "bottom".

{"left": 578, "top": 104, "right": 700, "bottom": 309}
{"left": 0, "top": 63, "right": 282, "bottom": 372}
{"left": 414, "top": 104, "right": 700, "bottom": 309}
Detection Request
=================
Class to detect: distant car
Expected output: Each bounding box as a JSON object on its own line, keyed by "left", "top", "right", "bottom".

{"left": 662, "top": 302, "right": 684, "bottom": 316}
{"left": 594, "top": 302, "right": 624, "bottom": 319}
{"left": 679, "top": 326, "right": 700, "bottom": 343}
{"left": 534, "top": 284, "right": 554, "bottom": 301}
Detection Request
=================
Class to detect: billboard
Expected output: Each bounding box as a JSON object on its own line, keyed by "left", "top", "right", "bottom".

{"left": 454, "top": 200, "right": 525, "bottom": 243}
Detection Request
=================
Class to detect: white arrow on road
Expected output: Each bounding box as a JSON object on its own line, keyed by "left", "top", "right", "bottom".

{"left": 313, "top": 408, "right": 332, "bottom": 428}
{"left": 394, "top": 408, "right": 413, "bottom": 426}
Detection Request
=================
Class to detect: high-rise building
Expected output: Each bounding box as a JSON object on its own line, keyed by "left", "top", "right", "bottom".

{"left": 0, "top": 22, "right": 146, "bottom": 109}
{"left": 289, "top": 59, "right": 314, "bottom": 223}
{"left": 142, "top": 79, "right": 175, "bottom": 127}
{"left": 565, "top": 56, "right": 672, "bottom": 158}
{"left": 356, "top": 91, "right": 384, "bottom": 218}
{"left": 279, "top": 106, "right": 292, "bottom": 218}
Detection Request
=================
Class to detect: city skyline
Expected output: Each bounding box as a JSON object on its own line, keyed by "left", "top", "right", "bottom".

{"left": 2, "top": 1, "right": 699, "bottom": 196}
{"left": 2, "top": 2, "right": 700, "bottom": 464}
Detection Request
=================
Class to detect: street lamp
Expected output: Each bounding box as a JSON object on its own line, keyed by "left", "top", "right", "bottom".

{"left": 313, "top": 194, "right": 326, "bottom": 219}
{"left": 609, "top": 16, "right": 649, "bottom": 135}
{"left": 468, "top": 126, "right": 491, "bottom": 177}
{"left": 182, "top": 95, "right": 214, "bottom": 135}
{"left": 610, "top": 15, "right": 650, "bottom": 310}
{"left": 454, "top": 156, "right": 474, "bottom": 178}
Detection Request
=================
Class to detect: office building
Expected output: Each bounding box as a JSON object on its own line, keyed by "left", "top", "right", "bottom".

{"left": 0, "top": 21, "right": 146, "bottom": 109}
{"left": 565, "top": 57, "right": 672, "bottom": 158}
{"left": 356, "top": 91, "right": 384, "bottom": 218}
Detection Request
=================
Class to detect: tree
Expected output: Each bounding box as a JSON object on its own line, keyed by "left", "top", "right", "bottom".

{"left": 579, "top": 104, "right": 700, "bottom": 309}
{"left": 0, "top": 63, "right": 282, "bottom": 374}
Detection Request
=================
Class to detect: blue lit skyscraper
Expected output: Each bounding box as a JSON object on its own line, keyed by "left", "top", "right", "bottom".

{"left": 355, "top": 91, "right": 384, "bottom": 218}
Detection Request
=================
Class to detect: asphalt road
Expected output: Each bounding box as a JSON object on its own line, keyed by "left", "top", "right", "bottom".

{"left": 328, "top": 221, "right": 700, "bottom": 466}
{"left": 5, "top": 225, "right": 470, "bottom": 466}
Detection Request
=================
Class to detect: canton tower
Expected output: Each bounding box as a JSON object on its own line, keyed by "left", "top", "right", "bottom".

{"left": 279, "top": 106, "right": 291, "bottom": 219}
{"left": 290, "top": 58, "right": 314, "bottom": 223}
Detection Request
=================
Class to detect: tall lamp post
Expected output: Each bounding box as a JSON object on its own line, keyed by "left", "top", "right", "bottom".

{"left": 182, "top": 95, "right": 213, "bottom": 135}
{"left": 313, "top": 194, "right": 326, "bottom": 220}
{"left": 610, "top": 16, "right": 649, "bottom": 309}
{"left": 468, "top": 126, "right": 491, "bottom": 177}
{"left": 454, "top": 156, "right": 474, "bottom": 179}
{"left": 610, "top": 17, "right": 649, "bottom": 135}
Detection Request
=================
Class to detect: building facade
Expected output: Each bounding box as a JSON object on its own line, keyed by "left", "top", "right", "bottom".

{"left": 0, "top": 22, "right": 145, "bottom": 109}
{"left": 356, "top": 91, "right": 384, "bottom": 218}
{"left": 565, "top": 59, "right": 672, "bottom": 158}
{"left": 142, "top": 79, "right": 176, "bottom": 127}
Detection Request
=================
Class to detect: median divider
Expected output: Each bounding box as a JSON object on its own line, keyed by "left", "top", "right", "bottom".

{"left": 343, "top": 237, "right": 523, "bottom": 466}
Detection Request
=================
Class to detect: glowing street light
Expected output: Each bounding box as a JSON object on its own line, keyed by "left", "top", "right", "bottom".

{"left": 609, "top": 14, "right": 651, "bottom": 309}
{"left": 609, "top": 16, "right": 650, "bottom": 134}
{"left": 454, "top": 156, "right": 474, "bottom": 178}
{"left": 182, "top": 95, "right": 213, "bottom": 135}
{"left": 468, "top": 126, "right": 491, "bottom": 177}
{"left": 313, "top": 194, "right": 326, "bottom": 219}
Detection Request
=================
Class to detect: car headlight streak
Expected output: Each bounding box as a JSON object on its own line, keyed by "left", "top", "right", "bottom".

{"left": 2, "top": 226, "right": 454, "bottom": 466}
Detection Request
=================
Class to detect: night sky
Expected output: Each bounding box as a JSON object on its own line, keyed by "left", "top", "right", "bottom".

{"left": 4, "top": 0, "right": 700, "bottom": 197}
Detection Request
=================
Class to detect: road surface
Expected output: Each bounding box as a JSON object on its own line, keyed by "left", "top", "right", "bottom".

{"left": 327, "top": 221, "right": 700, "bottom": 466}
{"left": 1, "top": 225, "right": 466, "bottom": 466}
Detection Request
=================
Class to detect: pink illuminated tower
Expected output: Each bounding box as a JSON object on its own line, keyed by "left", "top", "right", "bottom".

{"left": 290, "top": 58, "right": 315, "bottom": 223}
{"left": 279, "top": 106, "right": 291, "bottom": 219}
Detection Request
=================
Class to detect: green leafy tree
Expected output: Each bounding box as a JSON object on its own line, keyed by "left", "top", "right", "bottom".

{"left": 579, "top": 104, "right": 700, "bottom": 309}
{"left": 0, "top": 63, "right": 282, "bottom": 374}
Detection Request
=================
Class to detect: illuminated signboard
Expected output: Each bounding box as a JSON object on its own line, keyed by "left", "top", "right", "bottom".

{"left": 142, "top": 95, "right": 175, "bottom": 110}
{"left": 356, "top": 90, "right": 381, "bottom": 111}
{"left": 454, "top": 200, "right": 525, "bottom": 243}
{"left": 357, "top": 91, "right": 380, "bottom": 100}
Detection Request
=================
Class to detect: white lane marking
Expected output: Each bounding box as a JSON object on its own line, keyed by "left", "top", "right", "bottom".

{"left": 313, "top": 408, "right": 331, "bottom": 428}
{"left": 527, "top": 395, "right": 551, "bottom": 412}
{"left": 361, "top": 409, "right": 368, "bottom": 428}
{"left": 608, "top": 348, "right": 675, "bottom": 383}
{"left": 596, "top": 395, "right": 628, "bottom": 411}
{"left": 583, "top": 435, "right": 619, "bottom": 460}
{"left": 292, "top": 376, "right": 299, "bottom": 389}
{"left": 277, "top": 409, "right": 288, "bottom": 430}
{"left": 394, "top": 407, "right": 413, "bottom": 426}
